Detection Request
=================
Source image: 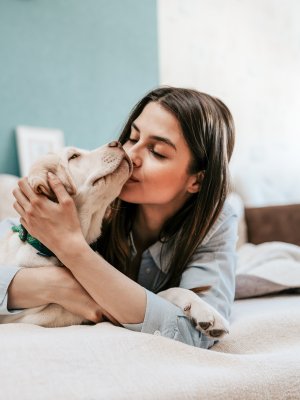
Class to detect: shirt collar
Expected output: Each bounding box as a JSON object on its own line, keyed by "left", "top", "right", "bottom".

{"left": 128, "top": 231, "right": 172, "bottom": 274}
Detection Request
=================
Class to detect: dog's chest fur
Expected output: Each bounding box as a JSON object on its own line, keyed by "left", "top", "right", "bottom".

{"left": 0, "top": 231, "right": 60, "bottom": 268}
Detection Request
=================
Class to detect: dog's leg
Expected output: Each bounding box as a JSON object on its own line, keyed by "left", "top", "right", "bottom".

{"left": 157, "top": 287, "right": 229, "bottom": 338}
{"left": 0, "top": 304, "right": 86, "bottom": 327}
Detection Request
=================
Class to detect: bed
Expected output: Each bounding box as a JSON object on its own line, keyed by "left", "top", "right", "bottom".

{"left": 0, "top": 172, "right": 300, "bottom": 399}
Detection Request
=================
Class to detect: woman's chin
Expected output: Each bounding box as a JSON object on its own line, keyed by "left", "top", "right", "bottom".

{"left": 119, "top": 187, "right": 134, "bottom": 202}
{"left": 118, "top": 187, "right": 142, "bottom": 203}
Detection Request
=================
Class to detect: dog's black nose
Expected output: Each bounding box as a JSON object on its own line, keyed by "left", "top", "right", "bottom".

{"left": 108, "top": 141, "right": 122, "bottom": 148}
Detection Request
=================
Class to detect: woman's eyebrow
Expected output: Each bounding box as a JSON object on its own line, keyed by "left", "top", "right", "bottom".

{"left": 131, "top": 122, "right": 177, "bottom": 151}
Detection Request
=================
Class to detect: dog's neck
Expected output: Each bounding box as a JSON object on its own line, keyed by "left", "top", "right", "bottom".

{"left": 12, "top": 224, "right": 55, "bottom": 257}
{"left": 77, "top": 203, "right": 108, "bottom": 244}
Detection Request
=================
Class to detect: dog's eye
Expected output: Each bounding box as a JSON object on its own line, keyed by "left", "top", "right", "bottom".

{"left": 69, "top": 154, "right": 80, "bottom": 160}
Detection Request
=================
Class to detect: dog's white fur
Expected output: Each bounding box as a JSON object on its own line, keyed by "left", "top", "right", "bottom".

{"left": 0, "top": 143, "right": 228, "bottom": 338}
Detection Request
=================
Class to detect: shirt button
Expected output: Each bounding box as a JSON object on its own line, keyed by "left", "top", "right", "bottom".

{"left": 146, "top": 267, "right": 151, "bottom": 274}
{"left": 154, "top": 330, "right": 161, "bottom": 336}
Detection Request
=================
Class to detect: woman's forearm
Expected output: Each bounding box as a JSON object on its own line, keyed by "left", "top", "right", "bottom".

{"left": 7, "top": 266, "right": 116, "bottom": 324}
{"left": 7, "top": 267, "right": 51, "bottom": 309}
{"left": 56, "top": 240, "right": 147, "bottom": 325}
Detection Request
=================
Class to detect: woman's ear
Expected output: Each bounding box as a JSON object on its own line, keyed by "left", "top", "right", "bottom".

{"left": 187, "top": 171, "right": 205, "bottom": 194}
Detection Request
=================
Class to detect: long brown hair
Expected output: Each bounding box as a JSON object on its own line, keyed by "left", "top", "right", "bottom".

{"left": 96, "top": 87, "right": 235, "bottom": 291}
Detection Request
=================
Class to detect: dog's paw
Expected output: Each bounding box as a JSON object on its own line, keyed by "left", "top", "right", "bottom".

{"left": 183, "top": 301, "right": 229, "bottom": 339}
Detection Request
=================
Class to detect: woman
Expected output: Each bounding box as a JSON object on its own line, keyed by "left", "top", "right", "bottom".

{"left": 0, "top": 87, "right": 237, "bottom": 348}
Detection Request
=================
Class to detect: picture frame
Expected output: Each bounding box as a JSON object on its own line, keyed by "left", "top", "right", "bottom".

{"left": 16, "top": 125, "right": 65, "bottom": 177}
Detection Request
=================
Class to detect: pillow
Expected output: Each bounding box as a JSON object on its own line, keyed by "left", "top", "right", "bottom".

{"left": 245, "top": 203, "right": 300, "bottom": 246}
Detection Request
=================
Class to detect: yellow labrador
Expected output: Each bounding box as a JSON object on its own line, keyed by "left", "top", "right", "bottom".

{"left": 0, "top": 141, "right": 132, "bottom": 326}
{"left": 0, "top": 142, "right": 228, "bottom": 338}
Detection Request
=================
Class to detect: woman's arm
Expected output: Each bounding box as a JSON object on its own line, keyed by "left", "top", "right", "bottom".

{"left": 14, "top": 174, "right": 147, "bottom": 325}
{"left": 56, "top": 240, "right": 147, "bottom": 325}
{"left": 7, "top": 266, "right": 108, "bottom": 323}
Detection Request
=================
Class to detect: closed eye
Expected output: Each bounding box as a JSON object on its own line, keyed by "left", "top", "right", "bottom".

{"left": 149, "top": 147, "right": 166, "bottom": 159}
{"left": 69, "top": 153, "right": 80, "bottom": 161}
{"left": 128, "top": 138, "right": 138, "bottom": 144}
{"left": 127, "top": 138, "right": 166, "bottom": 159}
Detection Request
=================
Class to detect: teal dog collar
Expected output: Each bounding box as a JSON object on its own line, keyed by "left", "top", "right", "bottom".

{"left": 11, "top": 224, "right": 55, "bottom": 258}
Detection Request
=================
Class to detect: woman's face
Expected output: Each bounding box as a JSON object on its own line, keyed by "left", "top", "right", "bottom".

{"left": 119, "top": 102, "right": 199, "bottom": 210}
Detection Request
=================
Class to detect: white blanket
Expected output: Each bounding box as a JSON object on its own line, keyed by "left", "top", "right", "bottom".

{"left": 1, "top": 295, "right": 299, "bottom": 400}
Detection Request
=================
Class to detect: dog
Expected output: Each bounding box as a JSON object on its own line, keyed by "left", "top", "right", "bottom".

{"left": 0, "top": 141, "right": 228, "bottom": 338}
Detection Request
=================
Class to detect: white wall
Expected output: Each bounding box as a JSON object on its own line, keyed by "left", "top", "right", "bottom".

{"left": 158, "top": 0, "right": 300, "bottom": 204}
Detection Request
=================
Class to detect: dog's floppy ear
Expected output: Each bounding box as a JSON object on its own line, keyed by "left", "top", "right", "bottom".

{"left": 56, "top": 154, "right": 77, "bottom": 196}
{"left": 28, "top": 151, "right": 76, "bottom": 200}
{"left": 28, "top": 153, "right": 60, "bottom": 199}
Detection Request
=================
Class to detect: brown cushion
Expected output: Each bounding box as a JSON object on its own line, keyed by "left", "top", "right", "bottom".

{"left": 245, "top": 204, "right": 300, "bottom": 246}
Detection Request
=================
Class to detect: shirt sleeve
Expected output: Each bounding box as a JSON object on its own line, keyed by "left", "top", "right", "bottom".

{"left": 122, "top": 203, "right": 238, "bottom": 348}
{"left": 0, "top": 266, "right": 23, "bottom": 315}
{"left": 122, "top": 289, "right": 215, "bottom": 348}
{"left": 0, "top": 218, "right": 23, "bottom": 315}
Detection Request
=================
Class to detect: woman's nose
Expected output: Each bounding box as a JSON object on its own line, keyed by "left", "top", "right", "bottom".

{"left": 108, "top": 140, "right": 122, "bottom": 149}
{"left": 127, "top": 146, "right": 142, "bottom": 168}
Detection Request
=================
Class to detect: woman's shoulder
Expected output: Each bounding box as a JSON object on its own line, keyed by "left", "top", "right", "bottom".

{"left": 217, "top": 198, "right": 237, "bottom": 221}
{"left": 201, "top": 198, "right": 238, "bottom": 247}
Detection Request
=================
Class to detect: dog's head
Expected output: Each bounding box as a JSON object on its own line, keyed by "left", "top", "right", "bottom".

{"left": 28, "top": 142, "right": 132, "bottom": 240}
{"left": 28, "top": 142, "right": 133, "bottom": 202}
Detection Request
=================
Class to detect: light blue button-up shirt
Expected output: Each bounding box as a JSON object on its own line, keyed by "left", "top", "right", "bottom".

{"left": 0, "top": 200, "right": 238, "bottom": 348}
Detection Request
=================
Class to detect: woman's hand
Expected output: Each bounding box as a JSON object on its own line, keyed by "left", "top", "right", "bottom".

{"left": 8, "top": 266, "right": 106, "bottom": 323}
{"left": 12, "top": 173, "right": 84, "bottom": 255}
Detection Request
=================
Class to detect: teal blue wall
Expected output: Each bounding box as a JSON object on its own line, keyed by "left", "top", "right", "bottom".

{"left": 0, "top": 0, "right": 158, "bottom": 176}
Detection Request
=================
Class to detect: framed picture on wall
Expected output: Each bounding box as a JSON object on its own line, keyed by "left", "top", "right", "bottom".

{"left": 16, "top": 126, "right": 65, "bottom": 176}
